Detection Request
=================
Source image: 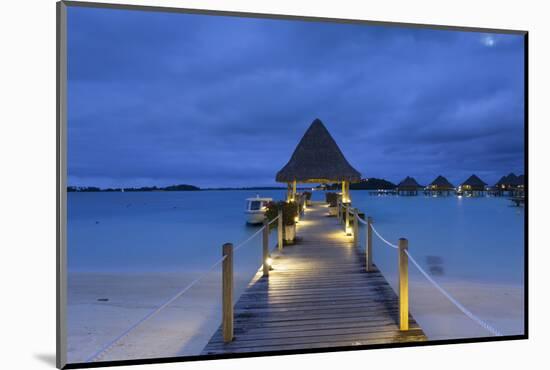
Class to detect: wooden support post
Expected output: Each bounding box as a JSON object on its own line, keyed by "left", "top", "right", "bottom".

{"left": 222, "top": 243, "right": 234, "bottom": 343}
{"left": 342, "top": 180, "right": 347, "bottom": 203}
{"left": 337, "top": 200, "right": 341, "bottom": 222}
{"left": 353, "top": 208, "right": 359, "bottom": 247}
{"left": 292, "top": 180, "right": 297, "bottom": 202}
{"left": 345, "top": 205, "right": 350, "bottom": 234}
{"left": 263, "top": 219, "right": 269, "bottom": 277}
{"left": 286, "top": 182, "right": 290, "bottom": 203}
{"left": 277, "top": 208, "right": 283, "bottom": 251}
{"left": 366, "top": 217, "right": 373, "bottom": 272}
{"left": 398, "top": 238, "right": 409, "bottom": 331}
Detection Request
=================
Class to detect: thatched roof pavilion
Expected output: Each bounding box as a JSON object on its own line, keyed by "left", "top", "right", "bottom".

{"left": 397, "top": 176, "right": 422, "bottom": 195}
{"left": 397, "top": 176, "right": 422, "bottom": 190}
{"left": 428, "top": 175, "right": 455, "bottom": 190}
{"left": 276, "top": 118, "right": 360, "bottom": 203}
{"left": 514, "top": 174, "right": 525, "bottom": 186}
{"left": 495, "top": 173, "right": 518, "bottom": 189}
{"left": 460, "top": 174, "right": 487, "bottom": 191}
{"left": 495, "top": 175, "right": 507, "bottom": 188}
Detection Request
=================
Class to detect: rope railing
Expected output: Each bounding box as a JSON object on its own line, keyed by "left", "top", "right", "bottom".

{"left": 86, "top": 215, "right": 283, "bottom": 362}
{"left": 405, "top": 249, "right": 503, "bottom": 336}
{"left": 356, "top": 214, "right": 502, "bottom": 337}
{"left": 369, "top": 223, "right": 399, "bottom": 249}
{"left": 86, "top": 254, "right": 228, "bottom": 362}
{"left": 234, "top": 225, "right": 265, "bottom": 252}
{"left": 268, "top": 214, "right": 280, "bottom": 226}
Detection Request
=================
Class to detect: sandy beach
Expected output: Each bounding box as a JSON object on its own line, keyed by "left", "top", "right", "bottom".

{"left": 408, "top": 279, "right": 524, "bottom": 339}
{"left": 68, "top": 268, "right": 524, "bottom": 364}
{"left": 67, "top": 270, "right": 259, "bottom": 363}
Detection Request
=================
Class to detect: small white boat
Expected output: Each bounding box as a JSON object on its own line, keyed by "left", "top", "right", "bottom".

{"left": 245, "top": 195, "right": 273, "bottom": 224}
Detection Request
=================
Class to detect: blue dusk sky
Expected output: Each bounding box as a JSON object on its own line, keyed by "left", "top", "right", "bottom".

{"left": 67, "top": 6, "right": 525, "bottom": 188}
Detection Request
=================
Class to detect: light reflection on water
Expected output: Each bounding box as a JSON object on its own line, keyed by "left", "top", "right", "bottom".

{"left": 68, "top": 190, "right": 525, "bottom": 338}
{"left": 351, "top": 191, "right": 524, "bottom": 285}
{"left": 68, "top": 190, "right": 524, "bottom": 283}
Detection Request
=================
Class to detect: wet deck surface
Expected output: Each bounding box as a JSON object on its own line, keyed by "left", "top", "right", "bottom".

{"left": 202, "top": 202, "right": 426, "bottom": 355}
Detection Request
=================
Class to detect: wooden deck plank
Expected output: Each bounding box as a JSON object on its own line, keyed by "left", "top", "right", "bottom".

{"left": 202, "top": 203, "right": 426, "bottom": 355}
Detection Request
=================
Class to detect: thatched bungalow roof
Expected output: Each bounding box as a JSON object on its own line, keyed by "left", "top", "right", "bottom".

{"left": 397, "top": 176, "right": 422, "bottom": 189}
{"left": 495, "top": 173, "right": 519, "bottom": 188}
{"left": 514, "top": 174, "right": 525, "bottom": 186}
{"left": 276, "top": 119, "right": 361, "bottom": 183}
{"left": 429, "top": 175, "right": 454, "bottom": 189}
{"left": 495, "top": 175, "right": 508, "bottom": 187}
{"left": 460, "top": 174, "right": 487, "bottom": 189}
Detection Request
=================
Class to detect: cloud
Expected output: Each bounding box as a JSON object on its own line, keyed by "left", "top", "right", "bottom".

{"left": 67, "top": 7, "right": 525, "bottom": 188}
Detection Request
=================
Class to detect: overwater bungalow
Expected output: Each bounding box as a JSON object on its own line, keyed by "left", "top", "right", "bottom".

{"left": 276, "top": 118, "right": 361, "bottom": 205}
{"left": 490, "top": 173, "right": 526, "bottom": 197}
{"left": 493, "top": 173, "right": 518, "bottom": 195}
{"left": 397, "top": 176, "right": 422, "bottom": 196}
{"left": 458, "top": 174, "right": 487, "bottom": 196}
{"left": 512, "top": 174, "right": 525, "bottom": 197}
{"left": 426, "top": 175, "right": 455, "bottom": 196}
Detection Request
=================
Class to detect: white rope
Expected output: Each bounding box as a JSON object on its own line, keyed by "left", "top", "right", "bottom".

{"left": 86, "top": 219, "right": 278, "bottom": 362}
{"left": 405, "top": 250, "right": 503, "bottom": 337}
{"left": 268, "top": 215, "right": 280, "bottom": 226}
{"left": 369, "top": 223, "right": 399, "bottom": 249}
{"left": 364, "top": 223, "right": 502, "bottom": 336}
{"left": 86, "top": 255, "right": 228, "bottom": 362}
{"left": 234, "top": 225, "right": 265, "bottom": 252}
{"left": 356, "top": 216, "right": 367, "bottom": 225}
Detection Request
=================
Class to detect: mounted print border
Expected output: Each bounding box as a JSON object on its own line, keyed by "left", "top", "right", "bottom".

{"left": 57, "top": 1, "right": 528, "bottom": 369}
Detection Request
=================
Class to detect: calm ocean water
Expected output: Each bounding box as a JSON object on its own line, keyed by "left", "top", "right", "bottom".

{"left": 351, "top": 191, "right": 525, "bottom": 285}
{"left": 68, "top": 189, "right": 525, "bottom": 339}
{"left": 68, "top": 190, "right": 524, "bottom": 282}
{"left": 68, "top": 190, "right": 286, "bottom": 273}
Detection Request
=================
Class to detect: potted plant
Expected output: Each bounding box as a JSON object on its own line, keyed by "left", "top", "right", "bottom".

{"left": 304, "top": 191, "right": 312, "bottom": 206}
{"left": 282, "top": 201, "right": 298, "bottom": 243}
{"left": 264, "top": 201, "right": 279, "bottom": 230}
{"left": 326, "top": 192, "right": 338, "bottom": 216}
{"left": 265, "top": 201, "right": 298, "bottom": 244}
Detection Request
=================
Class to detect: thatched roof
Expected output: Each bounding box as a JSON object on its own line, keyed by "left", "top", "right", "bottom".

{"left": 495, "top": 175, "right": 508, "bottom": 187}
{"left": 495, "top": 173, "right": 518, "bottom": 187}
{"left": 461, "top": 174, "right": 487, "bottom": 187}
{"left": 276, "top": 119, "right": 361, "bottom": 183}
{"left": 398, "top": 176, "right": 422, "bottom": 189}
{"left": 429, "top": 175, "right": 454, "bottom": 189}
{"left": 514, "top": 174, "right": 525, "bottom": 186}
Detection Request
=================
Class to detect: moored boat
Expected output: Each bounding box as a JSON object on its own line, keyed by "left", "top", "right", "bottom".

{"left": 244, "top": 195, "right": 273, "bottom": 224}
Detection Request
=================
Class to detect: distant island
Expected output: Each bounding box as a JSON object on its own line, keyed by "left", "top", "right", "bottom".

{"left": 201, "top": 186, "right": 288, "bottom": 191}
{"left": 67, "top": 179, "right": 399, "bottom": 192}
{"left": 317, "top": 178, "right": 397, "bottom": 191}
{"left": 350, "top": 178, "right": 397, "bottom": 190}
{"left": 67, "top": 184, "right": 200, "bottom": 192}
{"left": 67, "top": 185, "right": 295, "bottom": 192}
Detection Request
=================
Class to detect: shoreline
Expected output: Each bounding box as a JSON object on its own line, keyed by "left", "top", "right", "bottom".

{"left": 67, "top": 270, "right": 258, "bottom": 363}
{"left": 68, "top": 270, "right": 524, "bottom": 363}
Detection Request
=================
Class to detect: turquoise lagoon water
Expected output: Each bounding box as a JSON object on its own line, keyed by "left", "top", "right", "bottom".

{"left": 68, "top": 190, "right": 525, "bottom": 340}
{"left": 68, "top": 190, "right": 286, "bottom": 273}
{"left": 68, "top": 190, "right": 524, "bottom": 282}
{"left": 351, "top": 191, "right": 524, "bottom": 285}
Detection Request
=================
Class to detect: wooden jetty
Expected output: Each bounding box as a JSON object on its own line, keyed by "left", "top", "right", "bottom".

{"left": 202, "top": 202, "right": 426, "bottom": 355}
